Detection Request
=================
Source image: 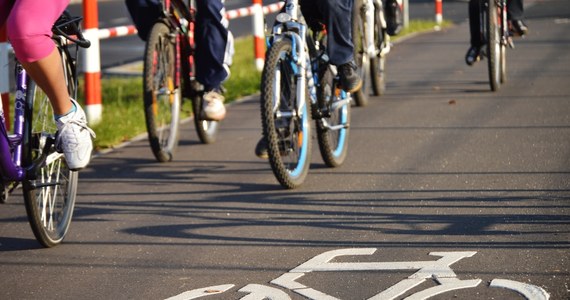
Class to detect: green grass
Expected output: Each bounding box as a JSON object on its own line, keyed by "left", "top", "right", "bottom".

{"left": 81, "top": 19, "right": 451, "bottom": 150}
{"left": 394, "top": 19, "right": 453, "bottom": 41}
{"left": 81, "top": 36, "right": 262, "bottom": 149}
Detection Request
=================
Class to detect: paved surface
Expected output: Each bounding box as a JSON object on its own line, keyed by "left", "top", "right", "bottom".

{"left": 1, "top": 0, "right": 569, "bottom": 299}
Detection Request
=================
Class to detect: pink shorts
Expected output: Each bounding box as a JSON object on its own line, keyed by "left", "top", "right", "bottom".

{"left": 0, "top": 0, "right": 70, "bottom": 63}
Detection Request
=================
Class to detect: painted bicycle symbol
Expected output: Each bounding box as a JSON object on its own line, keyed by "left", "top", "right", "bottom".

{"left": 166, "top": 248, "right": 550, "bottom": 300}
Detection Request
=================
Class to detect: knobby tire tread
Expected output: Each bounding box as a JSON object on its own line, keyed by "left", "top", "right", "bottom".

{"left": 260, "top": 38, "right": 311, "bottom": 189}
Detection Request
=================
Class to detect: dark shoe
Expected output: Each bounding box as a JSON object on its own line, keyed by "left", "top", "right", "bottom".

{"left": 255, "top": 137, "right": 268, "bottom": 159}
{"left": 510, "top": 19, "right": 528, "bottom": 36}
{"left": 465, "top": 46, "right": 481, "bottom": 66}
{"left": 338, "top": 61, "right": 363, "bottom": 93}
{"left": 386, "top": 0, "right": 403, "bottom": 36}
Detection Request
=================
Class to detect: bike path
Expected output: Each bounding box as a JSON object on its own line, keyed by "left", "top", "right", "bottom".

{"left": 0, "top": 0, "right": 568, "bottom": 299}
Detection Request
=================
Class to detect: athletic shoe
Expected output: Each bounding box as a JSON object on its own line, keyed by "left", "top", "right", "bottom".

{"left": 465, "top": 46, "right": 481, "bottom": 66}
{"left": 255, "top": 137, "right": 269, "bottom": 159}
{"left": 510, "top": 19, "right": 528, "bottom": 36}
{"left": 55, "top": 99, "right": 96, "bottom": 170}
{"left": 338, "top": 61, "right": 363, "bottom": 93}
{"left": 202, "top": 90, "right": 226, "bottom": 121}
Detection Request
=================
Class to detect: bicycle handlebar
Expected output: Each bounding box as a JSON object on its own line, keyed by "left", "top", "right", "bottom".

{"left": 53, "top": 12, "right": 91, "bottom": 48}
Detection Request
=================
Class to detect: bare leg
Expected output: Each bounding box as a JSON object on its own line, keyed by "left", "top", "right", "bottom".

{"left": 20, "top": 47, "right": 72, "bottom": 115}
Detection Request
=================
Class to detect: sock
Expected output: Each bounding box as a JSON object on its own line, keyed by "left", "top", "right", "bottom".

{"left": 54, "top": 101, "right": 77, "bottom": 122}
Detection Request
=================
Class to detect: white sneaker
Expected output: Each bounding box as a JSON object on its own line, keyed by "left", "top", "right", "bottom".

{"left": 202, "top": 90, "right": 226, "bottom": 121}
{"left": 55, "top": 99, "right": 96, "bottom": 170}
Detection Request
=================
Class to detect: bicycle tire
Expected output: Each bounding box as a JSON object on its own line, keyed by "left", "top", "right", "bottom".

{"left": 351, "top": 0, "right": 370, "bottom": 107}
{"left": 487, "top": 0, "right": 501, "bottom": 91}
{"left": 192, "top": 93, "right": 219, "bottom": 144}
{"left": 499, "top": 1, "right": 507, "bottom": 84}
{"left": 22, "top": 50, "right": 78, "bottom": 248}
{"left": 260, "top": 38, "right": 311, "bottom": 189}
{"left": 370, "top": 3, "right": 387, "bottom": 96}
{"left": 316, "top": 66, "right": 351, "bottom": 168}
{"left": 143, "top": 21, "right": 181, "bottom": 162}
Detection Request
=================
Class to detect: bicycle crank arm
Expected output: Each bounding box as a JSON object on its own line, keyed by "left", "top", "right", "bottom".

{"left": 320, "top": 119, "right": 350, "bottom": 131}
{"left": 331, "top": 98, "right": 351, "bottom": 111}
{"left": 25, "top": 137, "right": 55, "bottom": 180}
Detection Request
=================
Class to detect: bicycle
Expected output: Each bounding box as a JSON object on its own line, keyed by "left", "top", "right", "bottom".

{"left": 143, "top": 0, "right": 219, "bottom": 163}
{"left": 352, "top": 0, "right": 391, "bottom": 106}
{"left": 0, "top": 12, "right": 90, "bottom": 247}
{"left": 260, "top": 0, "right": 352, "bottom": 189}
{"left": 478, "top": 0, "right": 510, "bottom": 91}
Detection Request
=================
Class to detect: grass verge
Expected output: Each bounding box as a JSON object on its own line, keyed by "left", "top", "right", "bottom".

{"left": 80, "top": 19, "right": 451, "bottom": 150}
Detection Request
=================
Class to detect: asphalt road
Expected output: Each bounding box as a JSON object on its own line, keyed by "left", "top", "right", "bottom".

{"left": 1, "top": 0, "right": 569, "bottom": 299}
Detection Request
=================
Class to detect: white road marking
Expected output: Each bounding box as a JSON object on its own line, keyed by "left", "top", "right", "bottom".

{"left": 397, "top": 278, "right": 481, "bottom": 300}
{"left": 273, "top": 248, "right": 481, "bottom": 300}
{"left": 490, "top": 279, "right": 550, "bottom": 300}
{"left": 165, "top": 284, "right": 234, "bottom": 300}
{"left": 238, "top": 284, "right": 292, "bottom": 299}
{"left": 165, "top": 248, "right": 551, "bottom": 299}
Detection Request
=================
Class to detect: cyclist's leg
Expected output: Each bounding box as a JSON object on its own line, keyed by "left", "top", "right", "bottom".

{"left": 7, "top": 0, "right": 71, "bottom": 115}
{"left": 313, "top": 0, "right": 362, "bottom": 92}
{"left": 466, "top": 0, "right": 483, "bottom": 65}
{"left": 195, "top": 0, "right": 233, "bottom": 121}
{"left": 507, "top": 0, "right": 524, "bottom": 20}
{"left": 507, "top": 0, "right": 527, "bottom": 35}
{"left": 8, "top": 0, "right": 94, "bottom": 170}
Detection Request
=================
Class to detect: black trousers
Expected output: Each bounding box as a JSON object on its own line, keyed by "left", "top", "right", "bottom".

{"left": 300, "top": 0, "right": 355, "bottom": 66}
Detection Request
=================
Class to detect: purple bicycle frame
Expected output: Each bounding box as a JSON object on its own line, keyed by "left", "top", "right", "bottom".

{"left": 0, "top": 66, "right": 28, "bottom": 181}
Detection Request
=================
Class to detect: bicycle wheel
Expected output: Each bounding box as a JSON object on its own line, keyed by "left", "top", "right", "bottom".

{"left": 316, "top": 66, "right": 351, "bottom": 167}
{"left": 192, "top": 92, "right": 219, "bottom": 144}
{"left": 487, "top": 0, "right": 501, "bottom": 91}
{"left": 351, "top": 0, "right": 370, "bottom": 107}
{"left": 22, "top": 54, "right": 78, "bottom": 248}
{"left": 260, "top": 38, "right": 311, "bottom": 189}
{"left": 370, "top": 3, "right": 387, "bottom": 96}
{"left": 143, "top": 21, "right": 181, "bottom": 162}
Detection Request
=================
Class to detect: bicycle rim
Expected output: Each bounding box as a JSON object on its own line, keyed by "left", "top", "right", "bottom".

{"left": 316, "top": 67, "right": 350, "bottom": 168}
{"left": 22, "top": 67, "right": 78, "bottom": 248}
{"left": 487, "top": 0, "right": 501, "bottom": 91}
{"left": 352, "top": 0, "right": 370, "bottom": 106}
{"left": 143, "top": 22, "right": 181, "bottom": 162}
{"left": 260, "top": 38, "right": 311, "bottom": 189}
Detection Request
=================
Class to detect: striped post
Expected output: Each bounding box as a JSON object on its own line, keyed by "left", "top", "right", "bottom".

{"left": 435, "top": 0, "right": 443, "bottom": 25}
{"left": 0, "top": 23, "right": 9, "bottom": 129}
{"left": 82, "top": 0, "right": 103, "bottom": 124}
{"left": 98, "top": 25, "right": 138, "bottom": 40}
{"left": 252, "top": 0, "right": 265, "bottom": 71}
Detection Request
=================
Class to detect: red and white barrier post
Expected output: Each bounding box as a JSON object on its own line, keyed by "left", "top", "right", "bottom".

{"left": 435, "top": 0, "right": 443, "bottom": 26}
{"left": 82, "top": 0, "right": 103, "bottom": 124}
{"left": 0, "top": 24, "right": 9, "bottom": 129}
{"left": 252, "top": 0, "right": 265, "bottom": 71}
